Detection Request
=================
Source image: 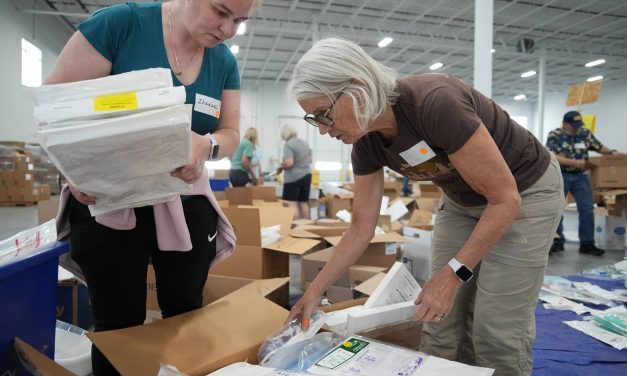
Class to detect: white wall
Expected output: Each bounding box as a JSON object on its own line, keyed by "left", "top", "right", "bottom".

{"left": 0, "top": 1, "right": 72, "bottom": 142}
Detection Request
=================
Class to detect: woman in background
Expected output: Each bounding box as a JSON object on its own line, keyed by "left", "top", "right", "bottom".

{"left": 229, "top": 127, "right": 262, "bottom": 186}
{"left": 278, "top": 124, "right": 312, "bottom": 219}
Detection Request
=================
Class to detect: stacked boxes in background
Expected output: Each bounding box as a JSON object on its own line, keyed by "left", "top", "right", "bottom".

{"left": 25, "top": 143, "right": 61, "bottom": 195}
{"left": 0, "top": 142, "right": 52, "bottom": 205}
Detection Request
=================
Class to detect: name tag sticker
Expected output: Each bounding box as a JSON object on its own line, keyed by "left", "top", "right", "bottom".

{"left": 574, "top": 142, "right": 586, "bottom": 150}
{"left": 194, "top": 94, "right": 221, "bottom": 118}
{"left": 399, "top": 141, "right": 436, "bottom": 166}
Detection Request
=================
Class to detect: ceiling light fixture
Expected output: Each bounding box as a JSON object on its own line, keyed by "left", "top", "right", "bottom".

{"left": 236, "top": 23, "right": 246, "bottom": 35}
{"left": 230, "top": 45, "right": 240, "bottom": 54}
{"left": 521, "top": 70, "right": 537, "bottom": 78}
{"left": 514, "top": 94, "right": 526, "bottom": 101}
{"left": 429, "top": 62, "right": 443, "bottom": 71}
{"left": 587, "top": 75, "right": 603, "bottom": 82}
{"left": 378, "top": 37, "right": 393, "bottom": 47}
{"left": 585, "top": 59, "right": 605, "bottom": 67}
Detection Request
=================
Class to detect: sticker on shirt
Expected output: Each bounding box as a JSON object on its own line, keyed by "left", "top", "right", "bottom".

{"left": 574, "top": 142, "right": 586, "bottom": 150}
{"left": 194, "top": 94, "right": 221, "bottom": 118}
{"left": 399, "top": 141, "right": 436, "bottom": 167}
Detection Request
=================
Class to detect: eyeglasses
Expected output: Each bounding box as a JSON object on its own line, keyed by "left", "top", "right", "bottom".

{"left": 303, "top": 92, "right": 344, "bottom": 128}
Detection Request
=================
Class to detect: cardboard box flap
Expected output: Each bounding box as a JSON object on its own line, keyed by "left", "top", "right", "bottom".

{"left": 264, "top": 236, "right": 321, "bottom": 255}
{"left": 324, "top": 231, "right": 408, "bottom": 246}
{"left": 252, "top": 199, "right": 283, "bottom": 207}
{"left": 289, "top": 228, "right": 322, "bottom": 239}
{"left": 238, "top": 206, "right": 295, "bottom": 237}
{"left": 354, "top": 273, "right": 386, "bottom": 296}
{"left": 292, "top": 218, "right": 315, "bottom": 227}
{"left": 588, "top": 155, "right": 627, "bottom": 167}
{"left": 89, "top": 291, "right": 288, "bottom": 376}
{"left": 408, "top": 209, "right": 434, "bottom": 228}
{"left": 223, "top": 207, "right": 262, "bottom": 246}
{"left": 14, "top": 338, "right": 76, "bottom": 376}
{"left": 292, "top": 225, "right": 349, "bottom": 238}
{"left": 314, "top": 218, "right": 349, "bottom": 227}
{"left": 225, "top": 277, "right": 289, "bottom": 300}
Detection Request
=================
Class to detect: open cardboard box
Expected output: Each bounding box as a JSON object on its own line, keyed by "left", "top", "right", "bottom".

{"left": 589, "top": 155, "right": 627, "bottom": 189}
{"left": 14, "top": 288, "right": 289, "bottom": 376}
{"left": 210, "top": 206, "right": 322, "bottom": 279}
{"left": 224, "top": 186, "right": 277, "bottom": 206}
{"left": 324, "top": 231, "right": 407, "bottom": 268}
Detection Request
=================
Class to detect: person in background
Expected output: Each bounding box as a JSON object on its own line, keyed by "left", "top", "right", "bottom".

{"left": 286, "top": 38, "right": 564, "bottom": 376}
{"left": 278, "top": 124, "right": 312, "bottom": 219}
{"left": 229, "top": 127, "right": 261, "bottom": 187}
{"left": 546, "top": 110, "right": 622, "bottom": 256}
{"left": 251, "top": 140, "right": 264, "bottom": 184}
{"left": 43, "top": 1, "right": 255, "bottom": 374}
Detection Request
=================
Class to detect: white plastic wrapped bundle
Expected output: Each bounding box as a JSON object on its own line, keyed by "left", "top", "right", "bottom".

{"left": 33, "top": 68, "right": 173, "bottom": 106}
{"left": 0, "top": 220, "right": 57, "bottom": 267}
{"left": 38, "top": 105, "right": 192, "bottom": 216}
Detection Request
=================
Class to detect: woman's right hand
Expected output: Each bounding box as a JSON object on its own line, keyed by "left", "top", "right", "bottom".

{"left": 286, "top": 285, "right": 324, "bottom": 331}
{"left": 68, "top": 184, "right": 97, "bottom": 205}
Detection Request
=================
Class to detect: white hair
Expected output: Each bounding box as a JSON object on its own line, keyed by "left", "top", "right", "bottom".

{"left": 287, "top": 37, "right": 399, "bottom": 130}
{"left": 280, "top": 124, "right": 298, "bottom": 141}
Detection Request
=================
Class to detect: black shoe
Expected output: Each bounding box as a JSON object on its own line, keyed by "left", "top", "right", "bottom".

{"left": 579, "top": 244, "right": 605, "bottom": 256}
{"left": 549, "top": 243, "right": 565, "bottom": 254}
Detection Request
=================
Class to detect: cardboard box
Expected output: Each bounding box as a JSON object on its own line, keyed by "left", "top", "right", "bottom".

{"left": 210, "top": 206, "right": 322, "bottom": 279}
{"left": 88, "top": 291, "right": 288, "bottom": 376}
{"left": 404, "top": 209, "right": 435, "bottom": 230}
{"left": 301, "top": 247, "right": 387, "bottom": 288}
{"left": 416, "top": 183, "right": 443, "bottom": 198}
{"left": 589, "top": 155, "right": 627, "bottom": 189}
{"left": 225, "top": 186, "right": 277, "bottom": 205}
{"left": 596, "top": 189, "right": 627, "bottom": 219}
{"left": 38, "top": 195, "right": 60, "bottom": 224}
{"left": 0, "top": 171, "right": 12, "bottom": 186}
{"left": 324, "top": 232, "right": 406, "bottom": 268}
{"left": 324, "top": 197, "right": 352, "bottom": 219}
{"left": 594, "top": 208, "right": 626, "bottom": 251}
{"left": 305, "top": 281, "right": 355, "bottom": 303}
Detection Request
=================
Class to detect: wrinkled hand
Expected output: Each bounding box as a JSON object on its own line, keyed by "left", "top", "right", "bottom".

{"left": 412, "top": 267, "right": 462, "bottom": 322}
{"left": 286, "top": 285, "right": 323, "bottom": 331}
{"left": 171, "top": 133, "right": 210, "bottom": 184}
{"left": 68, "top": 184, "right": 96, "bottom": 205}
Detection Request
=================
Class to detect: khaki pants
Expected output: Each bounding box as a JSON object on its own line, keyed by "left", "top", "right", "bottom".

{"left": 420, "top": 155, "right": 564, "bottom": 376}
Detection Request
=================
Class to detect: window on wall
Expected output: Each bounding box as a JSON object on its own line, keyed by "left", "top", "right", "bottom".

{"left": 511, "top": 115, "right": 528, "bottom": 129}
{"left": 21, "top": 38, "right": 42, "bottom": 87}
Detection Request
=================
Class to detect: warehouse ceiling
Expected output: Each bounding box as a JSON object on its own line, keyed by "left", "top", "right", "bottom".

{"left": 12, "top": 0, "right": 627, "bottom": 101}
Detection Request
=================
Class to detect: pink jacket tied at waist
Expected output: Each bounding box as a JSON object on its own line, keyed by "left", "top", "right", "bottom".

{"left": 55, "top": 168, "right": 236, "bottom": 268}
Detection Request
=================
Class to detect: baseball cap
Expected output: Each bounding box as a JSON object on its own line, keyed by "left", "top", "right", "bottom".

{"left": 563, "top": 111, "right": 584, "bottom": 128}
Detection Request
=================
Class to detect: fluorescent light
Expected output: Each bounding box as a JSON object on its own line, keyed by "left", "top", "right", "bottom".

{"left": 378, "top": 37, "right": 393, "bottom": 47}
{"left": 315, "top": 161, "right": 342, "bottom": 171}
{"left": 587, "top": 75, "right": 603, "bottom": 82}
{"left": 236, "top": 22, "right": 246, "bottom": 35}
{"left": 521, "top": 70, "right": 536, "bottom": 78}
{"left": 230, "top": 45, "right": 240, "bottom": 54}
{"left": 490, "top": 48, "right": 495, "bottom": 53}
{"left": 585, "top": 59, "right": 605, "bottom": 67}
{"left": 514, "top": 94, "right": 526, "bottom": 101}
{"left": 429, "top": 62, "right": 443, "bottom": 71}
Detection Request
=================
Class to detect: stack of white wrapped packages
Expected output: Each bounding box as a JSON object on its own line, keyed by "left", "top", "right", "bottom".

{"left": 34, "top": 68, "right": 193, "bottom": 216}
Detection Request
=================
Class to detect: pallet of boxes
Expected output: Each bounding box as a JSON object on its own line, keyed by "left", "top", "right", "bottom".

{"left": 0, "top": 142, "right": 52, "bottom": 206}
{"left": 589, "top": 155, "right": 627, "bottom": 252}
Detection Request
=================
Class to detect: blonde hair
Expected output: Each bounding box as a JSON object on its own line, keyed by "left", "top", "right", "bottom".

{"left": 287, "top": 37, "right": 399, "bottom": 130}
{"left": 243, "top": 127, "right": 259, "bottom": 146}
{"left": 280, "top": 124, "right": 298, "bottom": 141}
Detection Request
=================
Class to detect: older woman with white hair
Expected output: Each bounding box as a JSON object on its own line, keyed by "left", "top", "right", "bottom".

{"left": 286, "top": 38, "right": 564, "bottom": 376}
{"left": 277, "top": 124, "right": 312, "bottom": 219}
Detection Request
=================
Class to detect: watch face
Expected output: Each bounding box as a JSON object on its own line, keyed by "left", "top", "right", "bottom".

{"left": 456, "top": 265, "right": 473, "bottom": 282}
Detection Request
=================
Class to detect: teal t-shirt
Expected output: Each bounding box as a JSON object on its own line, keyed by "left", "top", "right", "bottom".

{"left": 78, "top": 2, "right": 240, "bottom": 135}
{"left": 230, "top": 139, "right": 254, "bottom": 172}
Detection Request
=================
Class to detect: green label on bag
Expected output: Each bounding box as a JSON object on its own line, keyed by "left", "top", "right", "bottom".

{"left": 314, "top": 338, "right": 369, "bottom": 369}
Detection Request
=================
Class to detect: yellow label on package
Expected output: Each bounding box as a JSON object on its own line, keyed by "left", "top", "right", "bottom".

{"left": 93, "top": 92, "right": 138, "bottom": 111}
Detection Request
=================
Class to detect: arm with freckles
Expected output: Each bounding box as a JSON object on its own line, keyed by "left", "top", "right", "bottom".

{"left": 286, "top": 169, "right": 384, "bottom": 328}
{"left": 413, "top": 124, "right": 521, "bottom": 322}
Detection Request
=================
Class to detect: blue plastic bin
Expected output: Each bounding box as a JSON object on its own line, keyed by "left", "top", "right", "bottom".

{"left": 209, "top": 178, "right": 230, "bottom": 192}
{"left": 0, "top": 242, "right": 69, "bottom": 372}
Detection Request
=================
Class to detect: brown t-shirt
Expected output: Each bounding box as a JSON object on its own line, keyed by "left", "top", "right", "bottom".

{"left": 352, "top": 74, "right": 550, "bottom": 206}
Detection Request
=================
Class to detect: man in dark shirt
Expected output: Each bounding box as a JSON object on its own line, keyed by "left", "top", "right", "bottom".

{"left": 546, "top": 111, "right": 620, "bottom": 256}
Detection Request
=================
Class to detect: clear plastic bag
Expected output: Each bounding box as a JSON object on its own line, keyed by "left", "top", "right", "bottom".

{"left": 263, "top": 332, "right": 342, "bottom": 372}
{"left": 258, "top": 311, "right": 330, "bottom": 369}
{"left": 0, "top": 219, "right": 57, "bottom": 267}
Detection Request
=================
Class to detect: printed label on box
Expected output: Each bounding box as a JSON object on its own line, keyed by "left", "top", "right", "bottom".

{"left": 385, "top": 242, "right": 397, "bottom": 255}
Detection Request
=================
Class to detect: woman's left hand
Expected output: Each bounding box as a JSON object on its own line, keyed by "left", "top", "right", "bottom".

{"left": 171, "top": 132, "right": 210, "bottom": 184}
{"left": 412, "top": 267, "right": 462, "bottom": 322}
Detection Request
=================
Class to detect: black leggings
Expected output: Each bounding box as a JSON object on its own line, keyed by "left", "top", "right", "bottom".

{"left": 69, "top": 195, "right": 217, "bottom": 376}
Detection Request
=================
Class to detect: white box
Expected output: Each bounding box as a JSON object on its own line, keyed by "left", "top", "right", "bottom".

{"left": 594, "top": 215, "right": 626, "bottom": 251}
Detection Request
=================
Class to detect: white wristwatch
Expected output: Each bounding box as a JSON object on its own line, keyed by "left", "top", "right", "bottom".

{"left": 205, "top": 134, "right": 219, "bottom": 160}
{"left": 448, "top": 258, "right": 474, "bottom": 282}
